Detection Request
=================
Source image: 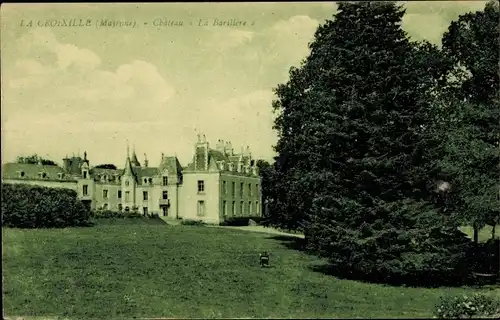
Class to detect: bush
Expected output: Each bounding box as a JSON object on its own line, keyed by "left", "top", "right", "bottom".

{"left": 92, "top": 210, "right": 143, "bottom": 219}
{"left": 434, "top": 293, "right": 500, "bottom": 319}
{"left": 220, "top": 216, "right": 264, "bottom": 226}
{"left": 1, "top": 183, "right": 91, "bottom": 228}
{"left": 149, "top": 213, "right": 160, "bottom": 219}
{"left": 180, "top": 219, "right": 205, "bottom": 226}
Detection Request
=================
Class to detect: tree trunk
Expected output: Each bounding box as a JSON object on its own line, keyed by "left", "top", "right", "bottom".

{"left": 473, "top": 224, "right": 479, "bottom": 245}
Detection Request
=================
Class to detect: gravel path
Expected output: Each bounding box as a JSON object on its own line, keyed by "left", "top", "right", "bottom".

{"left": 208, "top": 225, "right": 305, "bottom": 238}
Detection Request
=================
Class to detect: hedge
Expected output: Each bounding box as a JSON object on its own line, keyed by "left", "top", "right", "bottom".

{"left": 2, "top": 183, "right": 91, "bottom": 228}
{"left": 92, "top": 210, "right": 142, "bottom": 219}
{"left": 219, "top": 216, "right": 264, "bottom": 226}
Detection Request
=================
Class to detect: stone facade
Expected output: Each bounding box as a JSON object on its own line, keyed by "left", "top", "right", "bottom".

{"left": 2, "top": 135, "right": 262, "bottom": 224}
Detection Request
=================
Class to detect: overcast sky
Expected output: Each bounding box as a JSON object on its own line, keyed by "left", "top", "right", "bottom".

{"left": 1, "top": 1, "right": 488, "bottom": 168}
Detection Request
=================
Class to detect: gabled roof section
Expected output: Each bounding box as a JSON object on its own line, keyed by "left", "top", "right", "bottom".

{"left": 2, "top": 163, "right": 76, "bottom": 182}
{"left": 158, "top": 156, "right": 182, "bottom": 175}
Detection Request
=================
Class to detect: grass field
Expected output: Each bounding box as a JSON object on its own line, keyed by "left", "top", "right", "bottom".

{"left": 3, "top": 219, "right": 499, "bottom": 319}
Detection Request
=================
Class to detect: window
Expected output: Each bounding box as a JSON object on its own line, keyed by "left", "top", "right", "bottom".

{"left": 103, "top": 203, "right": 108, "bottom": 210}
{"left": 19, "top": 171, "right": 25, "bottom": 178}
{"left": 222, "top": 200, "right": 227, "bottom": 216}
{"left": 83, "top": 185, "right": 88, "bottom": 196}
{"left": 143, "top": 207, "right": 148, "bottom": 216}
{"left": 248, "top": 201, "right": 252, "bottom": 215}
{"left": 102, "top": 175, "right": 107, "bottom": 182}
{"left": 240, "top": 201, "right": 243, "bottom": 216}
{"left": 125, "top": 180, "right": 129, "bottom": 186}
{"left": 58, "top": 173, "right": 63, "bottom": 179}
{"left": 197, "top": 180, "right": 205, "bottom": 193}
{"left": 256, "top": 184, "right": 259, "bottom": 196}
{"left": 222, "top": 181, "right": 227, "bottom": 195}
{"left": 162, "top": 206, "right": 168, "bottom": 217}
{"left": 256, "top": 201, "right": 260, "bottom": 214}
{"left": 231, "top": 182, "right": 235, "bottom": 197}
{"left": 125, "top": 206, "right": 130, "bottom": 212}
{"left": 197, "top": 200, "right": 205, "bottom": 217}
{"left": 148, "top": 178, "right": 153, "bottom": 184}
{"left": 163, "top": 176, "right": 168, "bottom": 186}
{"left": 39, "top": 172, "right": 47, "bottom": 179}
{"left": 118, "top": 204, "right": 123, "bottom": 211}
{"left": 83, "top": 171, "right": 87, "bottom": 179}
{"left": 240, "top": 182, "right": 244, "bottom": 197}
{"left": 118, "top": 190, "right": 122, "bottom": 199}
{"left": 144, "top": 178, "right": 148, "bottom": 184}
{"left": 103, "top": 189, "right": 108, "bottom": 199}
{"left": 143, "top": 191, "right": 148, "bottom": 201}
{"left": 232, "top": 201, "right": 236, "bottom": 216}
{"left": 248, "top": 183, "right": 252, "bottom": 196}
{"left": 162, "top": 190, "right": 168, "bottom": 199}
{"left": 125, "top": 191, "right": 130, "bottom": 202}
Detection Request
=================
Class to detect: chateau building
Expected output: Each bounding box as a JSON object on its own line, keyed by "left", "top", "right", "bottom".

{"left": 2, "top": 135, "right": 262, "bottom": 224}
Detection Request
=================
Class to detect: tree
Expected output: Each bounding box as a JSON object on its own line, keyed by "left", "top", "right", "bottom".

{"left": 441, "top": 1, "right": 499, "bottom": 105}
{"left": 93, "top": 164, "right": 118, "bottom": 170}
{"left": 271, "top": 1, "right": 471, "bottom": 285}
{"left": 438, "top": 1, "right": 500, "bottom": 243}
{"left": 16, "top": 154, "right": 57, "bottom": 166}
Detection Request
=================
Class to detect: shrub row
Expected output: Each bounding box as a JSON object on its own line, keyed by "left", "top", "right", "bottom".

{"left": 180, "top": 219, "right": 206, "bottom": 226}
{"left": 2, "top": 183, "right": 91, "bottom": 228}
{"left": 92, "top": 210, "right": 143, "bottom": 219}
{"left": 434, "top": 293, "right": 500, "bottom": 319}
{"left": 219, "top": 216, "right": 264, "bottom": 226}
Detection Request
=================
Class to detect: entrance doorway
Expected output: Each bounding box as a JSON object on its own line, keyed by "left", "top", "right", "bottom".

{"left": 162, "top": 206, "right": 169, "bottom": 217}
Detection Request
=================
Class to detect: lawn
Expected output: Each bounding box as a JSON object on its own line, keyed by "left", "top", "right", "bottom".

{"left": 3, "top": 219, "right": 499, "bottom": 319}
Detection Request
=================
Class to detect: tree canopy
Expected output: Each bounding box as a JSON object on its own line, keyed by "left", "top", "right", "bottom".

{"left": 16, "top": 154, "right": 58, "bottom": 166}
{"left": 268, "top": 1, "right": 476, "bottom": 285}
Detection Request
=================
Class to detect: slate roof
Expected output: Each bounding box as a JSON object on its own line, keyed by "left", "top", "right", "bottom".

{"left": 185, "top": 148, "right": 252, "bottom": 172}
{"left": 2, "top": 163, "right": 76, "bottom": 182}
{"left": 90, "top": 167, "right": 123, "bottom": 184}
{"left": 158, "top": 156, "right": 182, "bottom": 175}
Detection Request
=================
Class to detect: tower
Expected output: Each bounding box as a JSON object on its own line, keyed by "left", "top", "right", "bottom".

{"left": 122, "top": 149, "right": 137, "bottom": 212}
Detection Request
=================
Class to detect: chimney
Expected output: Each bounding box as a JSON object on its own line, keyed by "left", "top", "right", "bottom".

{"left": 62, "top": 156, "right": 71, "bottom": 172}
{"left": 216, "top": 139, "right": 226, "bottom": 153}
{"left": 144, "top": 153, "right": 148, "bottom": 167}
{"left": 225, "top": 141, "right": 233, "bottom": 155}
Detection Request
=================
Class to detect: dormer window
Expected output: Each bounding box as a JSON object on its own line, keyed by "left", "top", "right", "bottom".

{"left": 148, "top": 178, "right": 153, "bottom": 184}
{"left": 83, "top": 171, "right": 88, "bottom": 179}
{"left": 38, "top": 172, "right": 47, "bottom": 179}
{"left": 19, "top": 171, "right": 25, "bottom": 178}
{"left": 57, "top": 173, "right": 64, "bottom": 179}
{"left": 144, "top": 178, "right": 148, "bottom": 184}
{"left": 101, "top": 175, "right": 107, "bottom": 182}
{"left": 228, "top": 163, "right": 233, "bottom": 171}
{"left": 218, "top": 161, "right": 225, "bottom": 170}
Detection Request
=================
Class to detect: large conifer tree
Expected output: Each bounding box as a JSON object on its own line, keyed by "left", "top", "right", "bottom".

{"left": 272, "top": 1, "right": 471, "bottom": 284}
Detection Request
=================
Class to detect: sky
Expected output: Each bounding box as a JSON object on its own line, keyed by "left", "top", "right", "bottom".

{"left": 0, "top": 1, "right": 489, "bottom": 168}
